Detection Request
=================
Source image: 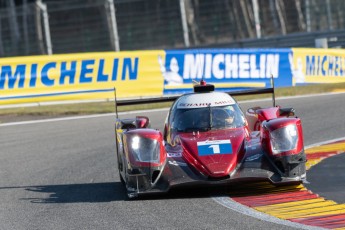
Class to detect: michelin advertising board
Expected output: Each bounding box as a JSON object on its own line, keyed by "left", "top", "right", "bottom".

{"left": 0, "top": 51, "right": 165, "bottom": 105}
{"left": 162, "top": 49, "right": 293, "bottom": 94}
{"left": 0, "top": 48, "right": 293, "bottom": 106}
{"left": 290, "top": 48, "right": 345, "bottom": 85}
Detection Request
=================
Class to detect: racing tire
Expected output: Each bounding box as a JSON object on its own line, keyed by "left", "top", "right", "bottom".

{"left": 118, "top": 170, "right": 125, "bottom": 185}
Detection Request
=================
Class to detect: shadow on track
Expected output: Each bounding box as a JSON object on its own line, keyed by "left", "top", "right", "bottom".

{"left": 1, "top": 181, "right": 301, "bottom": 203}
{"left": 137, "top": 186, "right": 236, "bottom": 201}
{"left": 20, "top": 182, "right": 128, "bottom": 203}
{"left": 0, "top": 182, "right": 232, "bottom": 203}
{"left": 19, "top": 183, "right": 240, "bottom": 203}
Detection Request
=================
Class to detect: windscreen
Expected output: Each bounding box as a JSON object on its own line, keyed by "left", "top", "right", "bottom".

{"left": 172, "top": 105, "right": 245, "bottom": 132}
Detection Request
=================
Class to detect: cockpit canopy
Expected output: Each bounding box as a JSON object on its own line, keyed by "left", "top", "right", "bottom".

{"left": 170, "top": 92, "right": 246, "bottom": 132}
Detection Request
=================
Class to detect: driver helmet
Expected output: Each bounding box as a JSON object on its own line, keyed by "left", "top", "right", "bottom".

{"left": 213, "top": 108, "right": 235, "bottom": 127}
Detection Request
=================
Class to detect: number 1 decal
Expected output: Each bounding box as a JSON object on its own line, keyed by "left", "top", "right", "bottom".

{"left": 208, "top": 144, "right": 220, "bottom": 154}
{"left": 197, "top": 140, "right": 232, "bottom": 156}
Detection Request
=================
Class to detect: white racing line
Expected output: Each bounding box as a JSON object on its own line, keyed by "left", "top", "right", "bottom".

{"left": 1, "top": 93, "right": 343, "bottom": 229}
{"left": 0, "top": 108, "right": 169, "bottom": 127}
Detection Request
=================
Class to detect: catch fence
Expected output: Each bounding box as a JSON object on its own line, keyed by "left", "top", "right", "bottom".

{"left": 0, "top": 0, "right": 345, "bottom": 57}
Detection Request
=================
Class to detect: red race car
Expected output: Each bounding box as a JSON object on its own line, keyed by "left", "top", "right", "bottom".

{"left": 115, "top": 81, "right": 306, "bottom": 198}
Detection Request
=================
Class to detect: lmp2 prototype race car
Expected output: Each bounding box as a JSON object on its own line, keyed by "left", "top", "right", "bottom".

{"left": 115, "top": 81, "right": 307, "bottom": 198}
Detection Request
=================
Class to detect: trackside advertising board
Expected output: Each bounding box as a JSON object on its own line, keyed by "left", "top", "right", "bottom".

{"left": 1, "top": 48, "right": 343, "bottom": 106}
{"left": 0, "top": 51, "right": 165, "bottom": 105}
{"left": 162, "top": 49, "right": 292, "bottom": 94}
{"left": 291, "top": 48, "right": 345, "bottom": 85}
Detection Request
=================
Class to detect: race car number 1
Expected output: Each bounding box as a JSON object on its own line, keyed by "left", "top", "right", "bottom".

{"left": 197, "top": 140, "right": 232, "bottom": 156}
{"left": 208, "top": 144, "right": 220, "bottom": 154}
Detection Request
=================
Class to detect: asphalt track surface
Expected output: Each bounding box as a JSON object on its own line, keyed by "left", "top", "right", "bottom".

{"left": 1, "top": 93, "right": 345, "bottom": 230}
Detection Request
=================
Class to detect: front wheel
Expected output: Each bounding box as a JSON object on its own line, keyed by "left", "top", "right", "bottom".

{"left": 119, "top": 169, "right": 125, "bottom": 185}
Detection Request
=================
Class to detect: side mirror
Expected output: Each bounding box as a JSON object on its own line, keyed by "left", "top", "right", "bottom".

{"left": 136, "top": 116, "right": 150, "bottom": 128}
{"left": 279, "top": 108, "right": 295, "bottom": 117}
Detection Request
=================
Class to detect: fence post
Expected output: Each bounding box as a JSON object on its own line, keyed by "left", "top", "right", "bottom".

{"left": 36, "top": 0, "right": 52, "bottom": 55}
{"left": 252, "top": 0, "right": 261, "bottom": 38}
{"left": 35, "top": 0, "right": 44, "bottom": 54}
{"left": 0, "top": 16, "right": 3, "bottom": 56}
{"left": 179, "top": 0, "right": 190, "bottom": 47}
{"left": 8, "top": 0, "right": 20, "bottom": 55}
{"left": 23, "top": 0, "right": 29, "bottom": 54}
{"left": 305, "top": 0, "right": 311, "bottom": 32}
{"left": 326, "top": 0, "right": 333, "bottom": 30}
{"left": 105, "top": 0, "right": 120, "bottom": 51}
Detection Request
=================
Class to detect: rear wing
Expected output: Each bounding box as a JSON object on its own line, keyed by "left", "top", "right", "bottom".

{"left": 114, "top": 75, "right": 276, "bottom": 118}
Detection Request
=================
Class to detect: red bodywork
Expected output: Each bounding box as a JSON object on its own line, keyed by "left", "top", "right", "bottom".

{"left": 257, "top": 107, "right": 280, "bottom": 120}
{"left": 116, "top": 101, "right": 306, "bottom": 198}
{"left": 125, "top": 129, "right": 167, "bottom": 168}
{"left": 178, "top": 128, "right": 247, "bottom": 178}
{"left": 261, "top": 117, "right": 304, "bottom": 157}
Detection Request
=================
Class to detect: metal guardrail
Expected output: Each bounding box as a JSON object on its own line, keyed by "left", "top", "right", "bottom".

{"left": 207, "top": 29, "right": 345, "bottom": 49}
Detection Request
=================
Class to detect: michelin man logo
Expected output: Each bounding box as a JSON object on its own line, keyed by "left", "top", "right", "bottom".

{"left": 158, "top": 55, "right": 183, "bottom": 85}
{"left": 289, "top": 53, "right": 305, "bottom": 84}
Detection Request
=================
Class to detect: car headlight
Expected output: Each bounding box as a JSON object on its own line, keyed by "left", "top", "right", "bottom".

{"left": 130, "top": 136, "right": 160, "bottom": 163}
{"left": 270, "top": 124, "right": 298, "bottom": 154}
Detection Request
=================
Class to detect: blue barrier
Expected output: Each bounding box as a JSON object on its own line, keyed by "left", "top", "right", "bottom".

{"left": 162, "top": 49, "right": 293, "bottom": 95}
